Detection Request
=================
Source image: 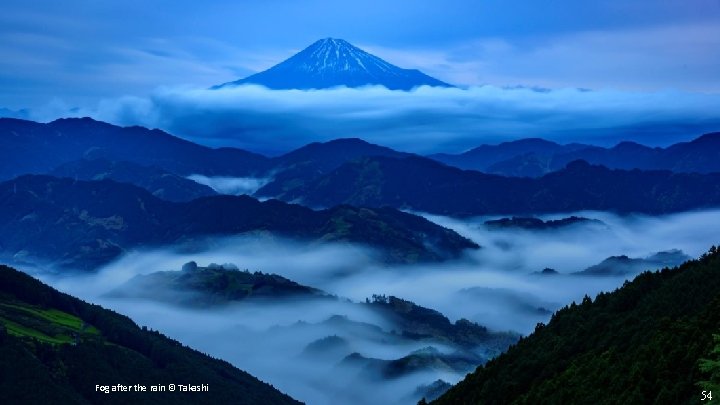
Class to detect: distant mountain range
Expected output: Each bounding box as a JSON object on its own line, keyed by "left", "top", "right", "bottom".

{"left": 0, "top": 117, "right": 269, "bottom": 181}
{"left": 0, "top": 175, "right": 477, "bottom": 269}
{"left": 252, "top": 136, "right": 720, "bottom": 216}
{"left": 269, "top": 156, "right": 720, "bottom": 216}
{"left": 430, "top": 133, "right": 720, "bottom": 176}
{"left": 3, "top": 117, "right": 719, "bottom": 182}
{"left": 0, "top": 264, "right": 301, "bottom": 405}
{"left": 430, "top": 138, "right": 590, "bottom": 177}
{"left": 212, "top": 38, "right": 452, "bottom": 90}
{"left": 3, "top": 118, "right": 720, "bottom": 219}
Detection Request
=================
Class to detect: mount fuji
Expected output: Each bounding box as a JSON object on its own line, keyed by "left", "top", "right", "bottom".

{"left": 213, "top": 38, "right": 453, "bottom": 90}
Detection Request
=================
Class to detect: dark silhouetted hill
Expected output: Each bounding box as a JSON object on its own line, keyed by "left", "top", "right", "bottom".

{"left": 50, "top": 159, "right": 217, "bottom": 202}
{"left": 0, "top": 117, "right": 269, "bottom": 180}
{"left": 0, "top": 175, "right": 477, "bottom": 269}
{"left": 431, "top": 246, "right": 720, "bottom": 404}
{"left": 0, "top": 264, "right": 301, "bottom": 405}
{"left": 257, "top": 138, "right": 408, "bottom": 199}
{"left": 109, "top": 261, "right": 329, "bottom": 306}
{"left": 484, "top": 216, "right": 602, "bottom": 230}
{"left": 277, "top": 156, "right": 720, "bottom": 216}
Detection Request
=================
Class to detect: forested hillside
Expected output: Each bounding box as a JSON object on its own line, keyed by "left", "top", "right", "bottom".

{"left": 431, "top": 247, "right": 720, "bottom": 404}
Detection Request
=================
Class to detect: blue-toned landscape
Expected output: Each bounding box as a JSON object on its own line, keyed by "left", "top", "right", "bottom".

{"left": 1, "top": 2, "right": 720, "bottom": 404}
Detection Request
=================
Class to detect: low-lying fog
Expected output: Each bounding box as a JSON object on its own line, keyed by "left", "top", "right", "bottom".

{"left": 36, "top": 209, "right": 720, "bottom": 405}
{"left": 187, "top": 174, "right": 271, "bottom": 196}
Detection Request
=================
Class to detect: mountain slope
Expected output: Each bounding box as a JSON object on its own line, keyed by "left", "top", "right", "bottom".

{"left": 276, "top": 156, "right": 720, "bottom": 216}
{"left": 213, "top": 38, "right": 452, "bottom": 90}
{"left": 50, "top": 159, "right": 218, "bottom": 202}
{"left": 0, "top": 264, "right": 301, "bottom": 405}
{"left": 0, "top": 175, "right": 477, "bottom": 269}
{"left": 257, "top": 138, "right": 409, "bottom": 198}
{"left": 0, "top": 117, "right": 270, "bottom": 180}
{"left": 431, "top": 247, "right": 720, "bottom": 404}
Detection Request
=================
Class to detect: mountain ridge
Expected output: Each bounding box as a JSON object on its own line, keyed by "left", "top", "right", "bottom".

{"left": 3, "top": 118, "right": 719, "bottom": 187}
{"left": 0, "top": 117, "right": 270, "bottom": 180}
{"left": 431, "top": 132, "right": 720, "bottom": 176}
{"left": 50, "top": 158, "right": 218, "bottom": 202}
{"left": 0, "top": 174, "right": 478, "bottom": 269}
{"left": 271, "top": 155, "right": 720, "bottom": 216}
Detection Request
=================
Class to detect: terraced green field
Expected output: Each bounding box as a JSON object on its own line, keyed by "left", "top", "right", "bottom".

{"left": 0, "top": 302, "right": 100, "bottom": 344}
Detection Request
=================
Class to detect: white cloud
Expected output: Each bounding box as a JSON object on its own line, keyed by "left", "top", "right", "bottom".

{"left": 27, "top": 84, "right": 720, "bottom": 154}
{"left": 367, "top": 22, "right": 720, "bottom": 92}
{"left": 187, "top": 174, "right": 271, "bottom": 195}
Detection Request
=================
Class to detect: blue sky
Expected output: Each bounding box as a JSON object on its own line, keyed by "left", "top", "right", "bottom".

{"left": 2, "top": 0, "right": 719, "bottom": 109}
{"left": 1, "top": 1, "right": 719, "bottom": 152}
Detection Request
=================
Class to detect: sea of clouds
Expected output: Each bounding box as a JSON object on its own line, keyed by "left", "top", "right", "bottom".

{"left": 33, "top": 209, "right": 720, "bottom": 405}
{"left": 17, "top": 85, "right": 720, "bottom": 155}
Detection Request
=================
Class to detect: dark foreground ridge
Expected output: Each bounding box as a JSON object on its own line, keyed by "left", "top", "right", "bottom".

{"left": 431, "top": 246, "right": 720, "bottom": 404}
{"left": 0, "top": 264, "right": 302, "bottom": 405}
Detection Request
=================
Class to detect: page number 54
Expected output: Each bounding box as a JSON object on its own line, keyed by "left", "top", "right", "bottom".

{"left": 702, "top": 391, "right": 713, "bottom": 401}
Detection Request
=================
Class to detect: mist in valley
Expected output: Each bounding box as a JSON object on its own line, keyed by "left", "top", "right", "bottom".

{"left": 187, "top": 174, "right": 271, "bottom": 196}
{"left": 33, "top": 209, "right": 720, "bottom": 405}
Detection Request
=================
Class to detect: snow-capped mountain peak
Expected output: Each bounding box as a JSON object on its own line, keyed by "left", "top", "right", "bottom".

{"left": 213, "top": 38, "right": 452, "bottom": 90}
{"left": 298, "top": 38, "right": 392, "bottom": 73}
